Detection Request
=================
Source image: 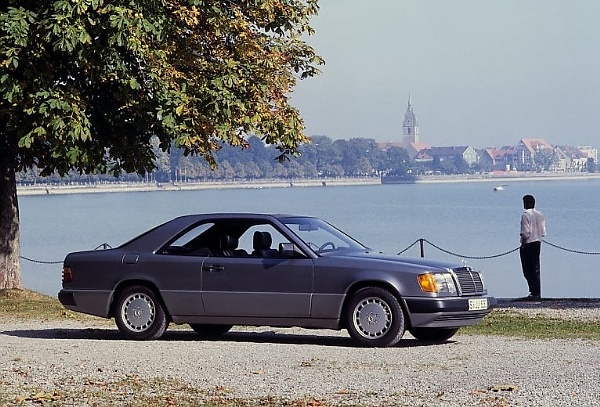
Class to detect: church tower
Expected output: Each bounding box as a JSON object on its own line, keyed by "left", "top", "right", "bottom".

{"left": 402, "top": 95, "right": 419, "bottom": 145}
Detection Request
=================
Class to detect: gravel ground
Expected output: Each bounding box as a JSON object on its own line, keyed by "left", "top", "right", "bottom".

{"left": 1, "top": 300, "right": 599, "bottom": 406}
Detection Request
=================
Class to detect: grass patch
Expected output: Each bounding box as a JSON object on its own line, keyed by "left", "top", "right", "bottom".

{"left": 0, "top": 288, "right": 90, "bottom": 321}
{"left": 462, "top": 309, "right": 600, "bottom": 340}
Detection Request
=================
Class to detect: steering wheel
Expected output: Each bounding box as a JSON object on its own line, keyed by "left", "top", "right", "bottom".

{"left": 318, "top": 241, "right": 336, "bottom": 251}
{"left": 307, "top": 242, "right": 319, "bottom": 251}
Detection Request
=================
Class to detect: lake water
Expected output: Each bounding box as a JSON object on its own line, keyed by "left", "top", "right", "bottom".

{"left": 17, "top": 178, "right": 600, "bottom": 299}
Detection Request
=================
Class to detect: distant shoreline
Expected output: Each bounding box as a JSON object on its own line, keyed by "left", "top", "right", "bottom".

{"left": 384, "top": 172, "right": 600, "bottom": 185}
{"left": 16, "top": 172, "right": 600, "bottom": 196}
{"left": 16, "top": 177, "right": 379, "bottom": 196}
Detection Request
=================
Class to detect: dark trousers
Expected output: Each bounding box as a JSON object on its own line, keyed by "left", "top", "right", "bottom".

{"left": 520, "top": 241, "right": 541, "bottom": 296}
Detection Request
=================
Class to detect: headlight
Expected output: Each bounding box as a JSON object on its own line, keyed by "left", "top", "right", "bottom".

{"left": 418, "top": 272, "right": 457, "bottom": 294}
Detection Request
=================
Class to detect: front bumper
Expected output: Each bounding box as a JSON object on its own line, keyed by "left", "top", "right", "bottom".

{"left": 404, "top": 295, "right": 496, "bottom": 328}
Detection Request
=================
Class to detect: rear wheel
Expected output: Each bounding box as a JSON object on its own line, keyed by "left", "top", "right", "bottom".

{"left": 189, "top": 324, "right": 233, "bottom": 337}
{"left": 346, "top": 287, "right": 405, "bottom": 347}
{"left": 115, "top": 286, "right": 167, "bottom": 340}
{"left": 409, "top": 327, "right": 459, "bottom": 342}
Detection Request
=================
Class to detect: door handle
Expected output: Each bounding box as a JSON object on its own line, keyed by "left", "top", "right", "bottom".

{"left": 202, "top": 265, "right": 224, "bottom": 272}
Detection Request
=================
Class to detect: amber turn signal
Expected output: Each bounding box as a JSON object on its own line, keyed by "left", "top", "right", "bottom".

{"left": 417, "top": 273, "right": 438, "bottom": 293}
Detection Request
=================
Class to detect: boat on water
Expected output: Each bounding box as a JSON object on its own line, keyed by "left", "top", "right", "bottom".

{"left": 493, "top": 184, "right": 507, "bottom": 191}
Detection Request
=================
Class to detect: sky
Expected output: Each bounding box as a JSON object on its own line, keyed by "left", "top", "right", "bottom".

{"left": 291, "top": 0, "right": 600, "bottom": 149}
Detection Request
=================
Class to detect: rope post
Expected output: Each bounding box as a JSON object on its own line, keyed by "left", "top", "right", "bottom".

{"left": 419, "top": 238, "right": 424, "bottom": 258}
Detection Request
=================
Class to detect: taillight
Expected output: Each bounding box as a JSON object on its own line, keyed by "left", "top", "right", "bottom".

{"left": 62, "top": 266, "right": 73, "bottom": 283}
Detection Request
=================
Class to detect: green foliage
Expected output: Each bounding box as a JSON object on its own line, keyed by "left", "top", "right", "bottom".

{"left": 462, "top": 309, "right": 600, "bottom": 340}
{"left": 0, "top": 0, "right": 323, "bottom": 177}
{"left": 0, "top": 289, "right": 93, "bottom": 320}
{"left": 16, "top": 135, "right": 416, "bottom": 182}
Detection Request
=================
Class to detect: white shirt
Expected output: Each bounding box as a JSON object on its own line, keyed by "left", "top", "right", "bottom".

{"left": 520, "top": 208, "right": 546, "bottom": 244}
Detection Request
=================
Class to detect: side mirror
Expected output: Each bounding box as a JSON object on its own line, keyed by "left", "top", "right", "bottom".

{"left": 279, "top": 243, "right": 305, "bottom": 258}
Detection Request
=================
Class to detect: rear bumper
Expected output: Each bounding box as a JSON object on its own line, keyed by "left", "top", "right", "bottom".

{"left": 404, "top": 295, "right": 496, "bottom": 328}
{"left": 58, "top": 289, "right": 113, "bottom": 318}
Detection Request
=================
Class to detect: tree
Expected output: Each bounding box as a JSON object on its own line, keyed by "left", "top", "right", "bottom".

{"left": 336, "top": 138, "right": 378, "bottom": 176}
{"left": 297, "top": 135, "right": 337, "bottom": 175}
{"left": 0, "top": 0, "right": 322, "bottom": 289}
{"left": 587, "top": 158, "right": 596, "bottom": 173}
{"left": 380, "top": 146, "right": 411, "bottom": 176}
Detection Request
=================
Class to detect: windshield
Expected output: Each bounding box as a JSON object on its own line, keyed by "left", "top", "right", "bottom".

{"left": 281, "top": 217, "right": 368, "bottom": 253}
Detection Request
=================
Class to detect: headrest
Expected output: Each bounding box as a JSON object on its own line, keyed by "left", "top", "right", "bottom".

{"left": 253, "top": 231, "right": 272, "bottom": 250}
{"left": 221, "top": 235, "right": 238, "bottom": 250}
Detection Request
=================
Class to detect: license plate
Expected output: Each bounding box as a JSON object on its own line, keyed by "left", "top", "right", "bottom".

{"left": 468, "top": 298, "right": 488, "bottom": 311}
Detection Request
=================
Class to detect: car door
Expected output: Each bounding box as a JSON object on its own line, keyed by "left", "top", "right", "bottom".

{"left": 201, "top": 224, "right": 314, "bottom": 318}
{"left": 151, "top": 221, "right": 215, "bottom": 317}
{"left": 152, "top": 254, "right": 207, "bottom": 316}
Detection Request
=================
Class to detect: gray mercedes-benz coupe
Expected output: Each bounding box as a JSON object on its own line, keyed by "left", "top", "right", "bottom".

{"left": 59, "top": 213, "right": 495, "bottom": 347}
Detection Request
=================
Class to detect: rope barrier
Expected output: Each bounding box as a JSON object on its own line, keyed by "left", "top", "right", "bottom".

{"left": 423, "top": 239, "right": 520, "bottom": 260}
{"left": 20, "top": 256, "right": 62, "bottom": 265}
{"left": 542, "top": 239, "right": 600, "bottom": 256}
{"left": 19, "top": 238, "right": 600, "bottom": 265}
{"left": 397, "top": 238, "right": 600, "bottom": 259}
{"left": 396, "top": 239, "right": 420, "bottom": 255}
{"left": 20, "top": 242, "right": 112, "bottom": 265}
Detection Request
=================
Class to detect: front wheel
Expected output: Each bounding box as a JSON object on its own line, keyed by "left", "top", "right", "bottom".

{"left": 346, "top": 287, "right": 405, "bottom": 347}
{"left": 409, "top": 327, "right": 459, "bottom": 342}
{"left": 114, "top": 286, "right": 168, "bottom": 340}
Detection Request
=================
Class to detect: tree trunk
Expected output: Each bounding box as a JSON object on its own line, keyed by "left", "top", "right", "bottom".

{"left": 0, "top": 150, "right": 21, "bottom": 289}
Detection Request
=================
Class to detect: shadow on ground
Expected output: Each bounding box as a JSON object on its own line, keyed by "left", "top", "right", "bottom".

{"left": 0, "top": 326, "right": 446, "bottom": 348}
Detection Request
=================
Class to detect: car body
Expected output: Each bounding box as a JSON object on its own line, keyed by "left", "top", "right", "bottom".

{"left": 59, "top": 213, "right": 495, "bottom": 347}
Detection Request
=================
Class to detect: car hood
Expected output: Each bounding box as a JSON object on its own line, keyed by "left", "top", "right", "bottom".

{"left": 324, "top": 249, "right": 465, "bottom": 273}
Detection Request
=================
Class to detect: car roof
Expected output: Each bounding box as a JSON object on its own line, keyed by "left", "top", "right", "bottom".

{"left": 171, "top": 213, "right": 316, "bottom": 222}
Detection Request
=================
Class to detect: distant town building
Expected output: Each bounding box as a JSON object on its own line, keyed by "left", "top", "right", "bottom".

{"left": 554, "top": 145, "right": 590, "bottom": 172}
{"left": 402, "top": 95, "right": 419, "bottom": 145}
{"left": 378, "top": 95, "right": 429, "bottom": 158}
{"left": 380, "top": 96, "right": 597, "bottom": 174}
{"left": 514, "top": 138, "right": 553, "bottom": 171}
{"left": 415, "top": 146, "right": 479, "bottom": 167}
{"left": 478, "top": 147, "right": 514, "bottom": 172}
{"left": 403, "top": 142, "right": 430, "bottom": 159}
{"left": 578, "top": 145, "right": 598, "bottom": 163}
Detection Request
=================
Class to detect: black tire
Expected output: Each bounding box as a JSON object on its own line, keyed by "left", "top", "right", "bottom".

{"left": 409, "top": 327, "right": 459, "bottom": 342}
{"left": 346, "top": 287, "right": 405, "bottom": 347}
{"left": 189, "top": 324, "right": 233, "bottom": 337}
{"left": 114, "top": 286, "right": 168, "bottom": 340}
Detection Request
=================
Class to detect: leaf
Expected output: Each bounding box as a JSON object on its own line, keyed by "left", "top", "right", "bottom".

{"left": 129, "top": 78, "right": 139, "bottom": 89}
{"left": 489, "top": 384, "right": 520, "bottom": 392}
{"left": 18, "top": 135, "right": 33, "bottom": 148}
{"left": 34, "top": 126, "right": 47, "bottom": 136}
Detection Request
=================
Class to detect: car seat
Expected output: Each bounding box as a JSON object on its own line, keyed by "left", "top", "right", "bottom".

{"left": 219, "top": 235, "right": 247, "bottom": 257}
{"left": 252, "top": 231, "right": 279, "bottom": 258}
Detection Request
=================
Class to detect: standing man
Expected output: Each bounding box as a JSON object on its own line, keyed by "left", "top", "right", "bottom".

{"left": 519, "top": 194, "right": 546, "bottom": 300}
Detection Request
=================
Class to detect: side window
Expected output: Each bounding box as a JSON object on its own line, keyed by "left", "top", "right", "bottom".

{"left": 162, "top": 222, "right": 214, "bottom": 256}
{"left": 238, "top": 224, "right": 291, "bottom": 257}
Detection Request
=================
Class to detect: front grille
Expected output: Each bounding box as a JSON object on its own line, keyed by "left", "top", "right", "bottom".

{"left": 453, "top": 267, "right": 485, "bottom": 296}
